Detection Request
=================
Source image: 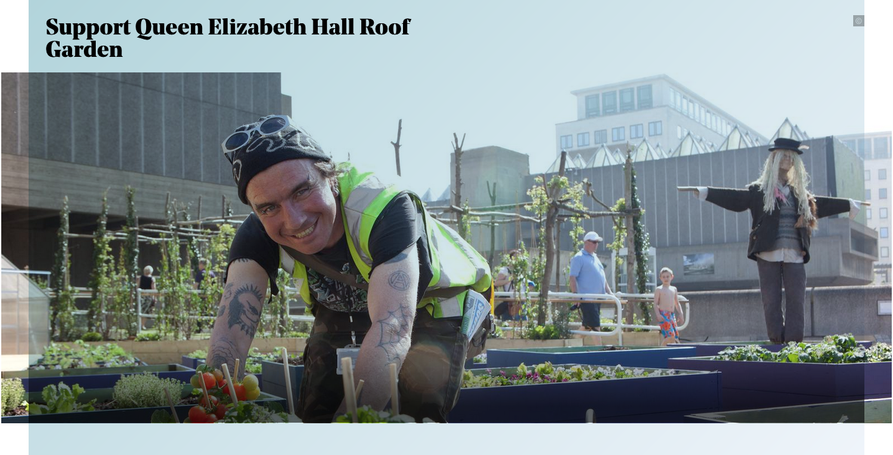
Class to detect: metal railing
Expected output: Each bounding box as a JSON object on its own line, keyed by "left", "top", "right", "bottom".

{"left": 493, "top": 291, "right": 690, "bottom": 346}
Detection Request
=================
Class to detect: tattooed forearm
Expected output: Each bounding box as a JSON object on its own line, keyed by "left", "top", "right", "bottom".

{"left": 376, "top": 306, "right": 415, "bottom": 362}
{"left": 227, "top": 283, "right": 263, "bottom": 337}
{"left": 208, "top": 336, "right": 239, "bottom": 373}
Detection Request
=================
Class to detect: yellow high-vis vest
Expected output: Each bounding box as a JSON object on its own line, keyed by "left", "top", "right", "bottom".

{"left": 279, "top": 163, "right": 492, "bottom": 318}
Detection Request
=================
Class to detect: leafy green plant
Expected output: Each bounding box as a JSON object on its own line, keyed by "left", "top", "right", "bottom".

{"left": 714, "top": 334, "right": 891, "bottom": 364}
{"left": 2, "top": 378, "right": 26, "bottom": 414}
{"left": 88, "top": 189, "right": 114, "bottom": 335}
{"left": 185, "top": 349, "right": 208, "bottom": 359}
{"left": 222, "top": 401, "right": 295, "bottom": 423}
{"left": 335, "top": 405, "right": 416, "bottom": 423}
{"left": 135, "top": 332, "right": 161, "bottom": 342}
{"left": 50, "top": 196, "right": 76, "bottom": 341}
{"left": 31, "top": 341, "right": 139, "bottom": 369}
{"left": 29, "top": 382, "right": 96, "bottom": 414}
{"left": 112, "top": 373, "right": 185, "bottom": 409}
{"left": 462, "top": 362, "right": 680, "bottom": 388}
{"left": 82, "top": 332, "right": 103, "bottom": 342}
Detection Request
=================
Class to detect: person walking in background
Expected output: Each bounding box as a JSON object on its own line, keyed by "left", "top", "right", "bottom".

{"left": 679, "top": 138, "right": 861, "bottom": 343}
{"left": 138, "top": 265, "right": 156, "bottom": 330}
{"left": 194, "top": 258, "right": 215, "bottom": 289}
{"left": 653, "top": 267, "right": 684, "bottom": 346}
{"left": 569, "top": 231, "right": 613, "bottom": 344}
{"left": 493, "top": 249, "right": 520, "bottom": 321}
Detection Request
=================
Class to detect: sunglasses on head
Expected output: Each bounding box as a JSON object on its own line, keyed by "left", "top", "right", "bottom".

{"left": 221, "top": 115, "right": 292, "bottom": 163}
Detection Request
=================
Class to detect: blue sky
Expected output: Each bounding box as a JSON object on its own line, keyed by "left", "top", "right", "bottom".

{"left": 17, "top": 0, "right": 886, "bottom": 198}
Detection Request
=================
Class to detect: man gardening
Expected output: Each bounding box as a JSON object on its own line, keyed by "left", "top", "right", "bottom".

{"left": 205, "top": 115, "right": 492, "bottom": 422}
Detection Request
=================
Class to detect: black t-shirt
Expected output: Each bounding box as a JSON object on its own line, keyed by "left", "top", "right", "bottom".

{"left": 227, "top": 193, "right": 433, "bottom": 313}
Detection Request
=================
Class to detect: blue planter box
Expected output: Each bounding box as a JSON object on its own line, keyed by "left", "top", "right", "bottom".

{"left": 675, "top": 341, "right": 873, "bottom": 357}
{"left": 1, "top": 386, "right": 287, "bottom": 423}
{"left": 2, "top": 364, "right": 196, "bottom": 393}
{"left": 180, "top": 356, "right": 206, "bottom": 369}
{"left": 260, "top": 360, "right": 304, "bottom": 413}
{"left": 685, "top": 398, "right": 891, "bottom": 423}
{"left": 449, "top": 365, "right": 722, "bottom": 423}
{"left": 485, "top": 346, "right": 697, "bottom": 369}
{"left": 667, "top": 357, "right": 892, "bottom": 411}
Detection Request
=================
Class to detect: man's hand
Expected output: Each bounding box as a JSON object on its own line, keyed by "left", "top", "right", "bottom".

{"left": 206, "top": 259, "right": 268, "bottom": 379}
{"left": 338, "top": 243, "right": 419, "bottom": 415}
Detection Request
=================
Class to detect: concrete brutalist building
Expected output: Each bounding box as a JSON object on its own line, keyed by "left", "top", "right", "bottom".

{"left": 1, "top": 73, "right": 291, "bottom": 286}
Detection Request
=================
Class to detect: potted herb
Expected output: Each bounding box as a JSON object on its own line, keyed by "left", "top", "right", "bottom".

{"left": 667, "top": 334, "right": 892, "bottom": 411}
{"left": 449, "top": 362, "right": 722, "bottom": 423}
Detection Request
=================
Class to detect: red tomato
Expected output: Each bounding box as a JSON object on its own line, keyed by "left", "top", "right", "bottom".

{"left": 205, "top": 414, "right": 218, "bottom": 423}
{"left": 200, "top": 395, "right": 219, "bottom": 408}
{"left": 233, "top": 383, "right": 247, "bottom": 402}
{"left": 188, "top": 405, "right": 208, "bottom": 423}
{"left": 214, "top": 403, "right": 227, "bottom": 420}
{"left": 202, "top": 372, "right": 216, "bottom": 389}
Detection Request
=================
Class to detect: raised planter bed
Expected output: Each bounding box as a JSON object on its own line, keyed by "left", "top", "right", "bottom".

{"left": 449, "top": 364, "right": 722, "bottom": 423}
{"left": 685, "top": 398, "right": 891, "bottom": 423}
{"left": 180, "top": 356, "right": 206, "bottom": 369}
{"left": 2, "top": 364, "right": 195, "bottom": 392}
{"left": 485, "top": 346, "right": 697, "bottom": 369}
{"left": 261, "top": 360, "right": 304, "bottom": 413}
{"left": 2, "top": 386, "right": 286, "bottom": 423}
{"left": 484, "top": 338, "right": 583, "bottom": 350}
{"left": 667, "top": 356, "right": 892, "bottom": 411}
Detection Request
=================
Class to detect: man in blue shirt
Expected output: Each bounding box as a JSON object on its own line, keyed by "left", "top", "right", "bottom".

{"left": 569, "top": 232, "right": 613, "bottom": 339}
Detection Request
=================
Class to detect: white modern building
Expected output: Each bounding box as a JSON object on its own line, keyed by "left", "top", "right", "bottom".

{"left": 837, "top": 131, "right": 892, "bottom": 283}
{"left": 554, "top": 75, "right": 768, "bottom": 166}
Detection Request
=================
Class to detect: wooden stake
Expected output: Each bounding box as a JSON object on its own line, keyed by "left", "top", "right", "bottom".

{"left": 341, "top": 357, "right": 358, "bottom": 423}
{"left": 281, "top": 349, "right": 295, "bottom": 416}
{"left": 355, "top": 379, "right": 365, "bottom": 399}
{"left": 221, "top": 363, "right": 239, "bottom": 406}
{"left": 389, "top": 363, "right": 400, "bottom": 416}
{"left": 163, "top": 386, "right": 181, "bottom": 423}
{"left": 198, "top": 372, "right": 212, "bottom": 410}
{"left": 233, "top": 358, "right": 240, "bottom": 382}
{"left": 586, "top": 408, "right": 595, "bottom": 423}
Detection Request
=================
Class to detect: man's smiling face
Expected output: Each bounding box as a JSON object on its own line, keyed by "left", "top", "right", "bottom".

{"left": 246, "top": 159, "right": 344, "bottom": 254}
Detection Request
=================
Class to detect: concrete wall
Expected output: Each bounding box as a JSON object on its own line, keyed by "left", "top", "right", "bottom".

{"left": 678, "top": 285, "right": 891, "bottom": 342}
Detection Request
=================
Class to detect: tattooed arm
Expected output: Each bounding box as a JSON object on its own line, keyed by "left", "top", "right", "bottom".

{"left": 337, "top": 242, "right": 419, "bottom": 415}
{"left": 206, "top": 258, "right": 267, "bottom": 379}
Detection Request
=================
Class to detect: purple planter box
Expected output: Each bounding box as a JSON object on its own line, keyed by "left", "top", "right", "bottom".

{"left": 3, "top": 364, "right": 196, "bottom": 393}
{"left": 180, "top": 356, "right": 206, "bottom": 369}
{"left": 685, "top": 398, "right": 892, "bottom": 423}
{"left": 448, "top": 365, "right": 722, "bottom": 423}
{"left": 485, "top": 346, "right": 697, "bottom": 369}
{"left": 675, "top": 341, "right": 873, "bottom": 357}
{"left": 260, "top": 360, "right": 304, "bottom": 413}
{"left": 667, "top": 357, "right": 892, "bottom": 411}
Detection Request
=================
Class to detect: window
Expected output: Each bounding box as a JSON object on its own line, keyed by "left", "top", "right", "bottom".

{"left": 695, "top": 103, "right": 701, "bottom": 123}
{"left": 881, "top": 208, "right": 888, "bottom": 219}
{"left": 648, "top": 121, "right": 662, "bottom": 136}
{"left": 585, "top": 94, "right": 600, "bottom": 118}
{"left": 882, "top": 247, "right": 890, "bottom": 258}
{"left": 603, "top": 91, "right": 617, "bottom": 115}
{"left": 880, "top": 169, "right": 887, "bottom": 180}
{"left": 619, "top": 88, "right": 635, "bottom": 112}
{"left": 677, "top": 125, "right": 683, "bottom": 139}
{"left": 857, "top": 139, "right": 868, "bottom": 159}
{"left": 881, "top": 188, "right": 888, "bottom": 199}
{"left": 560, "top": 135, "right": 573, "bottom": 149}
{"left": 637, "top": 85, "right": 652, "bottom": 109}
{"left": 682, "top": 97, "right": 689, "bottom": 116}
{"left": 674, "top": 90, "right": 682, "bottom": 111}
{"left": 630, "top": 124, "right": 643, "bottom": 139}
{"left": 866, "top": 208, "right": 872, "bottom": 219}
{"left": 612, "top": 127, "right": 625, "bottom": 142}
{"left": 594, "top": 130, "right": 607, "bottom": 144}
{"left": 688, "top": 100, "right": 695, "bottom": 119}
{"left": 881, "top": 227, "right": 889, "bottom": 239}
{"left": 875, "top": 137, "right": 890, "bottom": 159}
{"left": 577, "top": 132, "right": 590, "bottom": 147}
{"left": 866, "top": 189, "right": 871, "bottom": 200}
{"left": 865, "top": 170, "right": 871, "bottom": 181}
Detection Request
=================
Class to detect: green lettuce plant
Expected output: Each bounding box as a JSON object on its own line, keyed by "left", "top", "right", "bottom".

{"left": 29, "top": 382, "right": 96, "bottom": 414}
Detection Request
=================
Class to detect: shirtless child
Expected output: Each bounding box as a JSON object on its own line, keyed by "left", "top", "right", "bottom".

{"left": 653, "top": 267, "right": 684, "bottom": 346}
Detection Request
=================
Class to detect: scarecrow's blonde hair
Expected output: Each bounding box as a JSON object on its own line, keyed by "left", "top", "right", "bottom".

{"left": 750, "top": 149, "right": 815, "bottom": 228}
